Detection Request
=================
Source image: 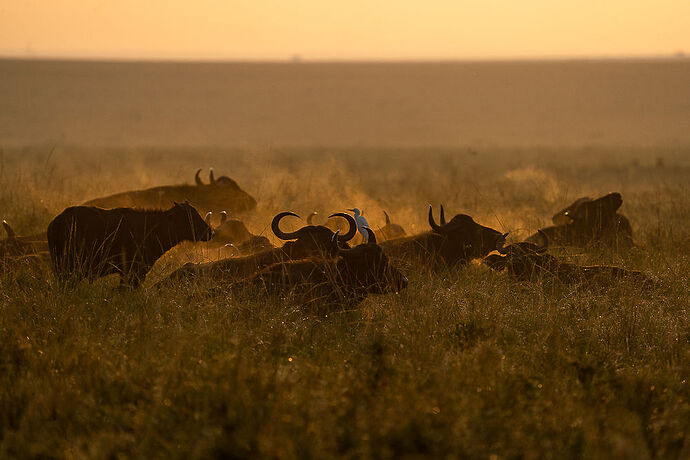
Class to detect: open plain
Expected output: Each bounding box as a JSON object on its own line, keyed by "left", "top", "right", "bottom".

{"left": 1, "top": 60, "right": 689, "bottom": 458}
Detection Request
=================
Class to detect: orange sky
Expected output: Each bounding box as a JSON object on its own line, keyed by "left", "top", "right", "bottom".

{"left": 1, "top": 1, "right": 688, "bottom": 60}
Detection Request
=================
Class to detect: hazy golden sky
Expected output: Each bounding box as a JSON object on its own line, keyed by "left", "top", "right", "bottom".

{"left": 1, "top": 1, "right": 688, "bottom": 60}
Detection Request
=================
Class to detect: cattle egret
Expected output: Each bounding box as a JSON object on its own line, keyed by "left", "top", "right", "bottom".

{"left": 348, "top": 208, "right": 370, "bottom": 243}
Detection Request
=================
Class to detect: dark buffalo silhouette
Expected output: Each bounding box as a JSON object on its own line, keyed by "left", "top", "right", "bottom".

{"left": 380, "top": 205, "right": 503, "bottom": 269}
{"left": 484, "top": 231, "right": 654, "bottom": 287}
{"left": 375, "top": 210, "right": 407, "bottom": 241}
{"left": 164, "top": 211, "right": 358, "bottom": 284}
{"left": 82, "top": 168, "right": 257, "bottom": 215}
{"left": 229, "top": 228, "right": 408, "bottom": 312}
{"left": 48, "top": 202, "right": 214, "bottom": 287}
{"left": 1, "top": 220, "right": 49, "bottom": 258}
{"left": 526, "top": 192, "right": 633, "bottom": 249}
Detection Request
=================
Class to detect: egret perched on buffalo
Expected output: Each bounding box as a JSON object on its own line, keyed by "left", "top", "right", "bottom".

{"left": 348, "top": 208, "right": 370, "bottom": 243}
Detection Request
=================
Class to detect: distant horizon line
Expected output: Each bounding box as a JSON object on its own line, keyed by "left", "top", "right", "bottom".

{"left": 0, "top": 52, "right": 687, "bottom": 65}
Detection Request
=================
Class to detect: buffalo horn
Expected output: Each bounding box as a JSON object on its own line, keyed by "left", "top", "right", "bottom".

{"left": 428, "top": 205, "right": 444, "bottom": 232}
{"left": 2, "top": 220, "right": 15, "bottom": 238}
{"left": 271, "top": 211, "right": 301, "bottom": 240}
{"left": 307, "top": 211, "right": 318, "bottom": 225}
{"left": 204, "top": 212, "right": 212, "bottom": 226}
{"left": 440, "top": 204, "right": 447, "bottom": 225}
{"left": 383, "top": 210, "right": 391, "bottom": 225}
{"left": 220, "top": 210, "right": 228, "bottom": 225}
{"left": 363, "top": 227, "right": 376, "bottom": 244}
{"left": 328, "top": 212, "right": 357, "bottom": 242}
{"left": 209, "top": 168, "right": 215, "bottom": 184}
{"left": 195, "top": 169, "right": 204, "bottom": 186}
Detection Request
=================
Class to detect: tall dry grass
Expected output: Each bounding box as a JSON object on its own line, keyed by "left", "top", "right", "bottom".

{"left": 1, "top": 146, "right": 689, "bottom": 458}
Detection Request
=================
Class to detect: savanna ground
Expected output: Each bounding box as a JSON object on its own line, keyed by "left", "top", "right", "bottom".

{"left": 1, "top": 145, "right": 689, "bottom": 458}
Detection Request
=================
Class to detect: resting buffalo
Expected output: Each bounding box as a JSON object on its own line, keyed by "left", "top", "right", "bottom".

{"left": 164, "top": 211, "right": 357, "bottom": 284}
{"left": 526, "top": 192, "right": 633, "bottom": 249}
{"left": 48, "top": 202, "right": 214, "bottom": 287}
{"left": 1, "top": 220, "right": 49, "bottom": 258}
{"left": 229, "top": 228, "right": 408, "bottom": 312}
{"left": 380, "top": 205, "right": 503, "bottom": 269}
{"left": 82, "top": 168, "right": 257, "bottom": 215}
{"left": 376, "top": 211, "right": 407, "bottom": 241}
{"left": 209, "top": 211, "right": 272, "bottom": 255}
{"left": 484, "top": 231, "right": 654, "bottom": 287}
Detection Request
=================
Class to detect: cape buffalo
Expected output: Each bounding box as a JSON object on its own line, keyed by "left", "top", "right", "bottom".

{"left": 48, "top": 202, "right": 214, "bottom": 287}
{"left": 82, "top": 168, "right": 257, "bottom": 215}
{"left": 163, "top": 211, "right": 358, "bottom": 285}
{"left": 1, "top": 220, "right": 49, "bottom": 258}
{"left": 380, "top": 205, "right": 503, "bottom": 270}
{"left": 376, "top": 210, "right": 407, "bottom": 241}
{"left": 209, "top": 211, "right": 272, "bottom": 255}
{"left": 526, "top": 192, "right": 634, "bottom": 249}
{"left": 484, "top": 231, "right": 654, "bottom": 287}
{"left": 229, "top": 228, "right": 408, "bottom": 313}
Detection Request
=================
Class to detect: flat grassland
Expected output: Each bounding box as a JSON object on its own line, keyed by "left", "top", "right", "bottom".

{"left": 1, "top": 146, "right": 689, "bottom": 458}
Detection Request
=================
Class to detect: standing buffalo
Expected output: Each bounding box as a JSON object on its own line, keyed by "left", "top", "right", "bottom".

{"left": 380, "top": 205, "right": 503, "bottom": 269}
{"left": 526, "top": 192, "right": 633, "bottom": 249}
{"left": 82, "top": 168, "right": 257, "bottom": 215}
{"left": 484, "top": 231, "right": 654, "bottom": 286}
{"left": 48, "top": 202, "right": 214, "bottom": 287}
{"left": 229, "top": 228, "right": 408, "bottom": 312}
{"left": 164, "top": 211, "right": 357, "bottom": 284}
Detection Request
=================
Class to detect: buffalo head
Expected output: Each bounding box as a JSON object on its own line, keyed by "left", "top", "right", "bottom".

{"left": 170, "top": 201, "right": 215, "bottom": 242}
{"left": 428, "top": 205, "right": 504, "bottom": 262}
{"left": 272, "top": 211, "right": 357, "bottom": 259}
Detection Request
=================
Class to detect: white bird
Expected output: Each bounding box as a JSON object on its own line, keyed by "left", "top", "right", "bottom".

{"left": 348, "top": 208, "right": 370, "bottom": 243}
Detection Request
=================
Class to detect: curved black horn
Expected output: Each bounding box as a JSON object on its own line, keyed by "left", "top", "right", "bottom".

{"left": 204, "top": 212, "right": 213, "bottom": 226}
{"left": 383, "top": 210, "right": 391, "bottom": 225}
{"left": 307, "top": 211, "right": 318, "bottom": 225}
{"left": 195, "top": 169, "right": 204, "bottom": 186}
{"left": 537, "top": 230, "right": 550, "bottom": 252}
{"left": 271, "top": 211, "right": 301, "bottom": 240}
{"left": 440, "top": 204, "right": 447, "bottom": 225}
{"left": 496, "top": 232, "right": 509, "bottom": 254}
{"left": 209, "top": 168, "right": 216, "bottom": 185}
{"left": 2, "top": 220, "right": 15, "bottom": 238}
{"left": 363, "top": 227, "right": 376, "bottom": 245}
{"left": 328, "top": 212, "right": 357, "bottom": 242}
{"left": 428, "top": 205, "right": 443, "bottom": 232}
{"left": 219, "top": 210, "right": 228, "bottom": 225}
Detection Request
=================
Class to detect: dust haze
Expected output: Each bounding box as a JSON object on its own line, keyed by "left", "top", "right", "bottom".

{"left": 2, "top": 59, "right": 690, "bottom": 147}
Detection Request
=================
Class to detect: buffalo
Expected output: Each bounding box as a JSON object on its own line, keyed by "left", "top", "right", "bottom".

{"left": 164, "top": 211, "right": 357, "bottom": 284}
{"left": 380, "top": 205, "right": 503, "bottom": 270}
{"left": 48, "top": 202, "right": 214, "bottom": 287}
{"left": 228, "top": 227, "right": 408, "bottom": 312}
{"left": 1, "top": 220, "right": 49, "bottom": 258}
{"left": 484, "top": 231, "right": 654, "bottom": 287}
{"left": 82, "top": 168, "right": 257, "bottom": 215}
{"left": 526, "top": 192, "right": 634, "bottom": 249}
{"left": 376, "top": 210, "right": 407, "bottom": 241}
{"left": 209, "top": 211, "right": 272, "bottom": 255}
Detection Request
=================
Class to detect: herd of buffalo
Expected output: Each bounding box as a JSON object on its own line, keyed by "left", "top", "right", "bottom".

{"left": 1, "top": 168, "right": 655, "bottom": 311}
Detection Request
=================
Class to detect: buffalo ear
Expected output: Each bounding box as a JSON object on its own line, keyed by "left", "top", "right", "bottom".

{"left": 173, "top": 201, "right": 179, "bottom": 206}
